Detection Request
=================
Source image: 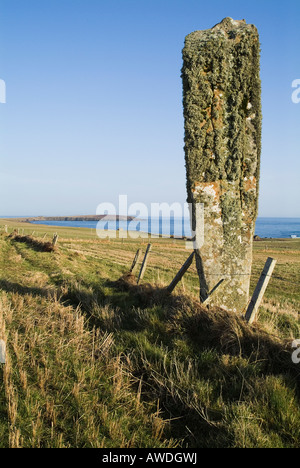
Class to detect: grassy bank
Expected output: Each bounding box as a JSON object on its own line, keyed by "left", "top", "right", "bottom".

{"left": 0, "top": 219, "right": 300, "bottom": 448}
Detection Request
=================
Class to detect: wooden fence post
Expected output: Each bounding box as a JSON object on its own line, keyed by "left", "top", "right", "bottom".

{"left": 52, "top": 234, "right": 59, "bottom": 247}
{"left": 245, "top": 257, "right": 277, "bottom": 324}
{"left": 130, "top": 249, "right": 141, "bottom": 274}
{"left": 167, "top": 252, "right": 195, "bottom": 293}
{"left": 202, "top": 278, "right": 229, "bottom": 305}
{"left": 137, "top": 244, "right": 152, "bottom": 284}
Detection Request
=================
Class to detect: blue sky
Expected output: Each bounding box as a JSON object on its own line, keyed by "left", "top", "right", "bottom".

{"left": 0, "top": 0, "right": 299, "bottom": 217}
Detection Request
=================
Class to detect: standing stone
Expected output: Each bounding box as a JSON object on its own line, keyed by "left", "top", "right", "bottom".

{"left": 182, "top": 18, "right": 262, "bottom": 312}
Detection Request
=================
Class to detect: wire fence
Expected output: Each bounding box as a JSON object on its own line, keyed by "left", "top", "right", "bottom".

{"left": 200, "top": 272, "right": 300, "bottom": 286}
{"left": 2, "top": 224, "right": 300, "bottom": 288}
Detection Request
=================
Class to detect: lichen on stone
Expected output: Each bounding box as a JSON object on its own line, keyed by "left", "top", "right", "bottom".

{"left": 182, "top": 17, "right": 262, "bottom": 312}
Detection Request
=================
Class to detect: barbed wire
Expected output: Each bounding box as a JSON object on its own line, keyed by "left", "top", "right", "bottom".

{"left": 202, "top": 272, "right": 300, "bottom": 286}
{"left": 272, "top": 276, "right": 300, "bottom": 286}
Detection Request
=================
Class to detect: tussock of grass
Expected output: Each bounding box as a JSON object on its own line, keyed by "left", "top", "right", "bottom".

{"left": 112, "top": 272, "right": 173, "bottom": 305}
{"left": 9, "top": 233, "right": 57, "bottom": 253}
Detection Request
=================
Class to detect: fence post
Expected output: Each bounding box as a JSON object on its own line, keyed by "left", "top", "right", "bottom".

{"left": 52, "top": 234, "right": 59, "bottom": 247}
{"left": 202, "top": 278, "right": 229, "bottom": 305}
{"left": 245, "top": 257, "right": 277, "bottom": 324}
{"left": 137, "top": 244, "right": 152, "bottom": 284}
{"left": 130, "top": 249, "right": 141, "bottom": 274}
{"left": 167, "top": 252, "right": 195, "bottom": 293}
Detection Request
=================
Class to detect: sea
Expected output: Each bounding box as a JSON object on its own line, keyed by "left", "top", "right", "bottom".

{"left": 24, "top": 217, "right": 300, "bottom": 239}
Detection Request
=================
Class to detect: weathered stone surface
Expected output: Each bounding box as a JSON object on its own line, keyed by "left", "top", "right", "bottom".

{"left": 182, "top": 18, "right": 262, "bottom": 312}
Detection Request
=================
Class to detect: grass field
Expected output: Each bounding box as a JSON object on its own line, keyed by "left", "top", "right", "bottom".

{"left": 0, "top": 219, "right": 300, "bottom": 448}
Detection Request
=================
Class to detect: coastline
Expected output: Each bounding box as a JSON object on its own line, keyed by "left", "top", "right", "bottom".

{"left": 1, "top": 216, "right": 300, "bottom": 240}
{"left": 4, "top": 215, "right": 136, "bottom": 223}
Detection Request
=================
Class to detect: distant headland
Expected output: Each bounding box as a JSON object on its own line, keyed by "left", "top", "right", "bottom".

{"left": 6, "top": 215, "right": 136, "bottom": 223}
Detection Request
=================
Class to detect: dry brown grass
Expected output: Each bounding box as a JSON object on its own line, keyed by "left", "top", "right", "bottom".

{"left": 0, "top": 288, "right": 177, "bottom": 448}
{"left": 0, "top": 227, "right": 299, "bottom": 448}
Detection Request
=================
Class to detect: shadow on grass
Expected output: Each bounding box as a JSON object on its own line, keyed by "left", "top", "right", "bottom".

{"left": 9, "top": 234, "right": 57, "bottom": 253}
{"left": 100, "top": 273, "right": 300, "bottom": 447}
{"left": 0, "top": 279, "right": 52, "bottom": 298}
{"left": 102, "top": 273, "right": 300, "bottom": 379}
{"left": 2, "top": 268, "right": 300, "bottom": 447}
{"left": 0, "top": 366, "right": 9, "bottom": 449}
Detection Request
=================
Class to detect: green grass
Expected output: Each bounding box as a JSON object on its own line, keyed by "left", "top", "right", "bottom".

{"left": 0, "top": 220, "right": 300, "bottom": 448}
